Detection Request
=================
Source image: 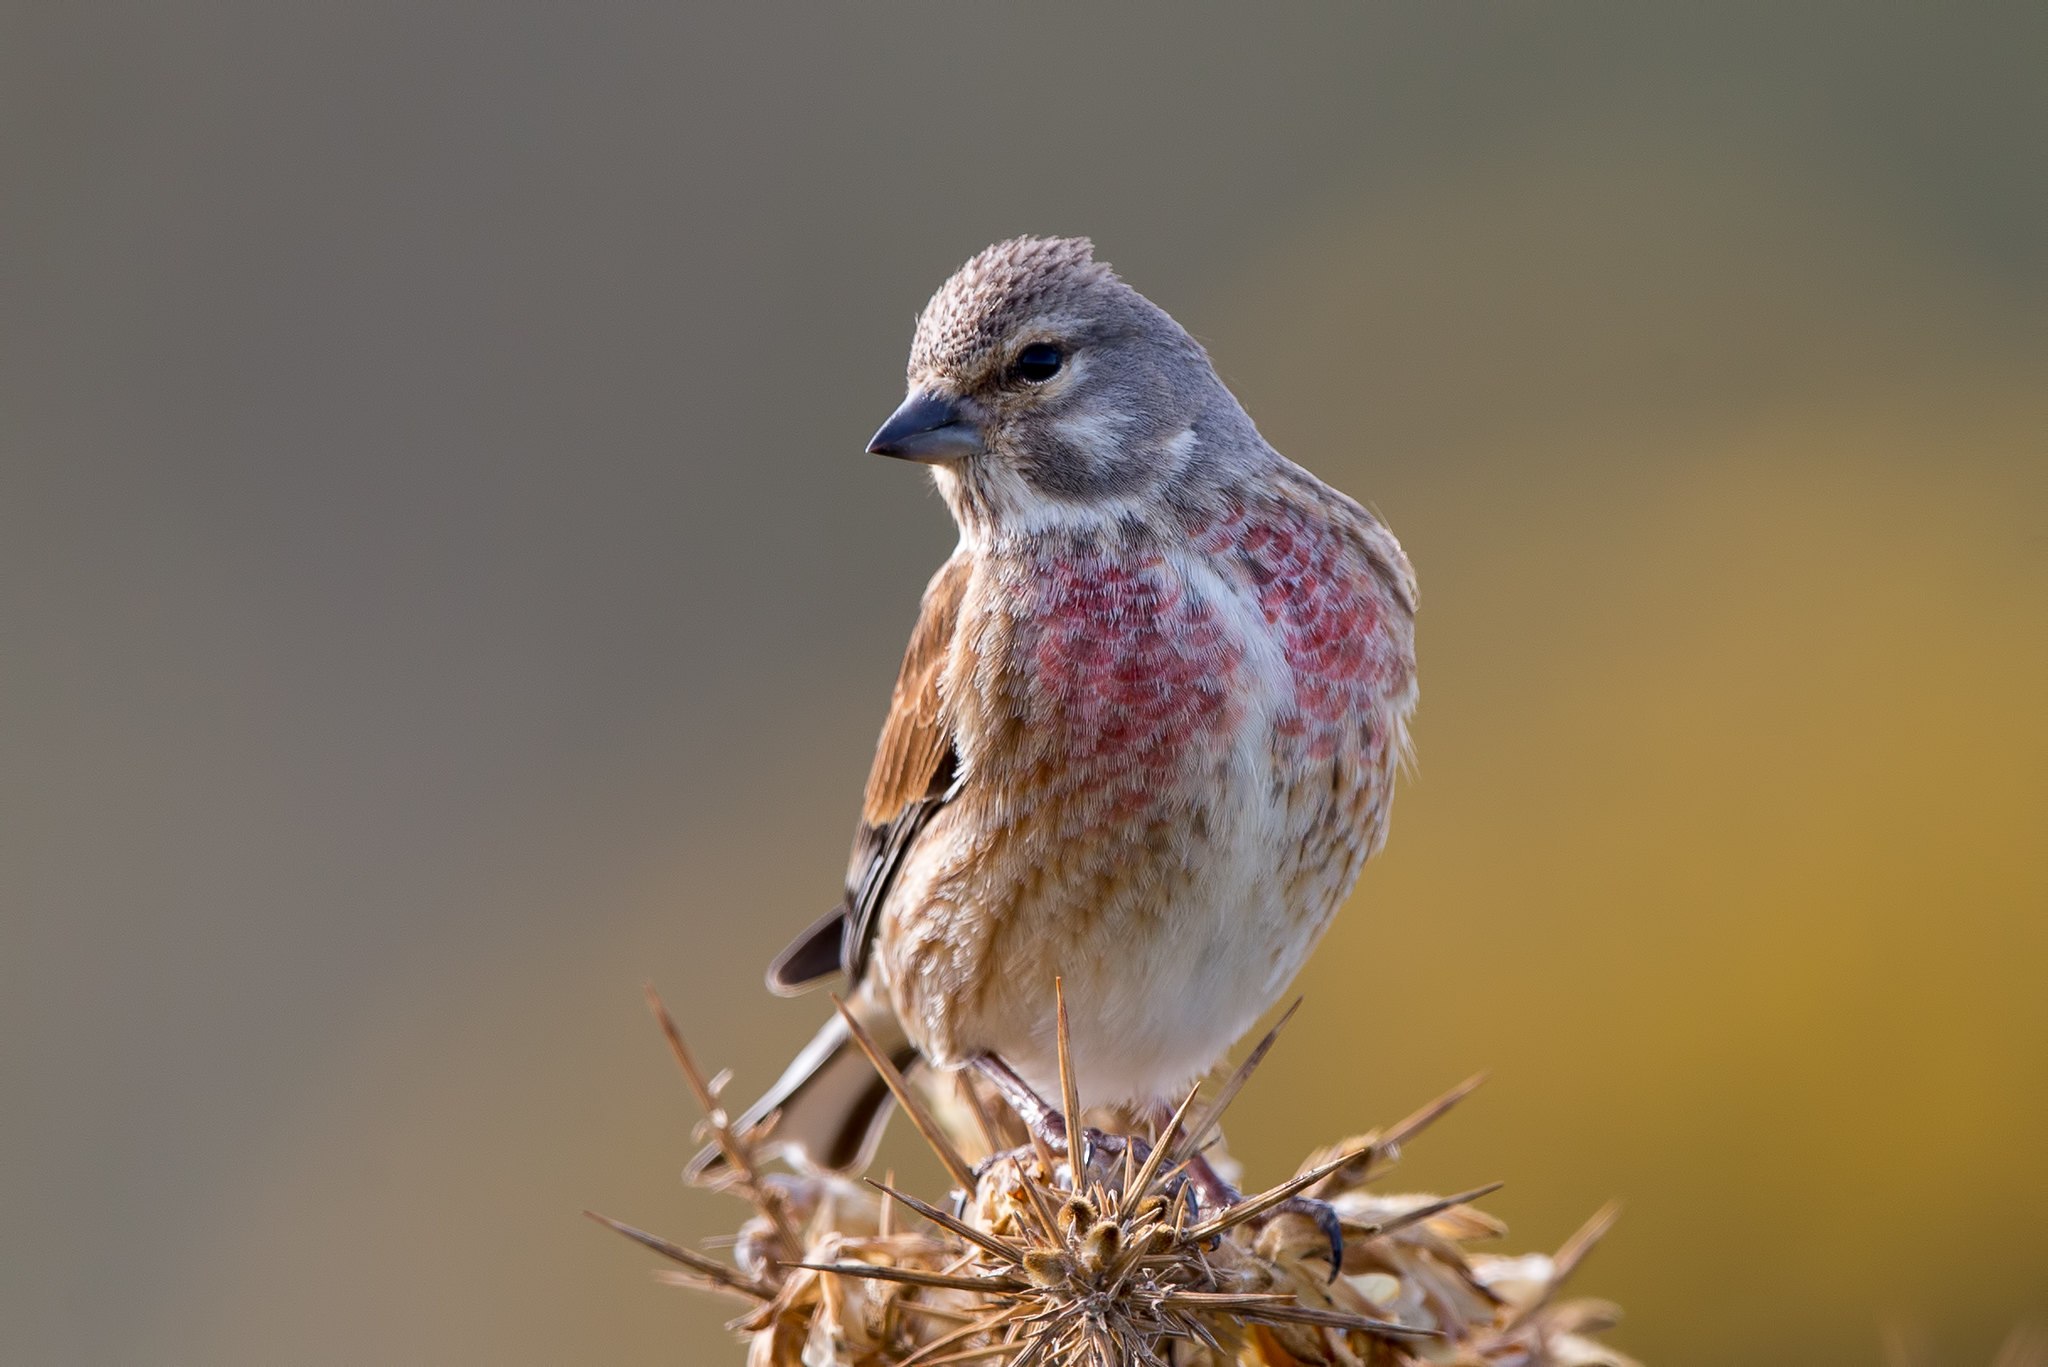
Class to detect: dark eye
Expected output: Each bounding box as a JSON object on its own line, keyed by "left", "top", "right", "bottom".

{"left": 1012, "top": 343, "right": 1064, "bottom": 383}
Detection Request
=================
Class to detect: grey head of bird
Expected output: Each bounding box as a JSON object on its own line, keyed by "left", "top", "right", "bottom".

{"left": 866, "top": 236, "right": 1270, "bottom": 534}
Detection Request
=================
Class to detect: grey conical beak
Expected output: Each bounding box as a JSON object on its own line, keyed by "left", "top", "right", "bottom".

{"left": 866, "top": 391, "right": 982, "bottom": 463}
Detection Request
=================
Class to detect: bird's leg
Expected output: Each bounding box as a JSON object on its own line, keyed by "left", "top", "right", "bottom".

{"left": 965, "top": 1058, "right": 1153, "bottom": 1196}
{"left": 969, "top": 1054, "right": 1067, "bottom": 1152}
{"left": 1185, "top": 1149, "right": 1345, "bottom": 1282}
{"left": 1181, "top": 1148, "right": 1234, "bottom": 1212}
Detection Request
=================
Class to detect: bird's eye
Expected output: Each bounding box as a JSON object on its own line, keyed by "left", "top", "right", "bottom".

{"left": 1012, "top": 343, "right": 1064, "bottom": 383}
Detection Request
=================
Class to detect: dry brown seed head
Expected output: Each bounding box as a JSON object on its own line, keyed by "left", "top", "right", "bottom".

{"left": 1079, "top": 1220, "right": 1122, "bottom": 1274}
{"left": 1022, "top": 1247, "right": 1074, "bottom": 1287}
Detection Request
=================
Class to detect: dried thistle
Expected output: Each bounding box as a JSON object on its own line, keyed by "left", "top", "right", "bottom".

{"left": 591, "top": 986, "right": 1638, "bottom": 1366}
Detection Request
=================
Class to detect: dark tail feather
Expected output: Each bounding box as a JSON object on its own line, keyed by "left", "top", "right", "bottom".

{"left": 764, "top": 903, "right": 848, "bottom": 997}
{"left": 685, "top": 998, "right": 914, "bottom": 1180}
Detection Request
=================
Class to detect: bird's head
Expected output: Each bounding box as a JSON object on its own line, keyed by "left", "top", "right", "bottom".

{"left": 868, "top": 237, "right": 1257, "bottom": 535}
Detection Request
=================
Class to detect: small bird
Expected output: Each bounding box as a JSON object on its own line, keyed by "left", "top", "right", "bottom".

{"left": 696, "top": 237, "right": 1417, "bottom": 1201}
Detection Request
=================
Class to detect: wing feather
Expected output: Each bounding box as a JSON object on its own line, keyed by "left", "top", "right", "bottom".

{"left": 860, "top": 556, "right": 968, "bottom": 826}
{"left": 763, "top": 554, "right": 970, "bottom": 992}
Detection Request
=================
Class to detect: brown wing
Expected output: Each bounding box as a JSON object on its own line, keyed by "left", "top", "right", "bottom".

{"left": 860, "top": 554, "right": 969, "bottom": 828}
{"left": 764, "top": 554, "right": 970, "bottom": 994}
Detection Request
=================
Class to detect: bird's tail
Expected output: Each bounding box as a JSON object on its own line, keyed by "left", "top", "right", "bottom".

{"left": 685, "top": 994, "right": 913, "bottom": 1180}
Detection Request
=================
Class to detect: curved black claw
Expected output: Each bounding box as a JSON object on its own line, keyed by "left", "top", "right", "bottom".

{"left": 1278, "top": 1194, "right": 1346, "bottom": 1282}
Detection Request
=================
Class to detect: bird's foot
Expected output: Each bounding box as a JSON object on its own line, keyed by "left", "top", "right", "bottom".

{"left": 1186, "top": 1149, "right": 1345, "bottom": 1282}
{"left": 1270, "top": 1194, "right": 1346, "bottom": 1281}
{"left": 966, "top": 1054, "right": 1166, "bottom": 1191}
{"left": 968, "top": 1127, "right": 1157, "bottom": 1193}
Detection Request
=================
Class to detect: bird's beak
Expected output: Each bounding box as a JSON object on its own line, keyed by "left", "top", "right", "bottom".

{"left": 866, "top": 390, "right": 982, "bottom": 463}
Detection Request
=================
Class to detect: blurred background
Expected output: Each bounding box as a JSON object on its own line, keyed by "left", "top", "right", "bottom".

{"left": 5, "top": 4, "right": 2044, "bottom": 1364}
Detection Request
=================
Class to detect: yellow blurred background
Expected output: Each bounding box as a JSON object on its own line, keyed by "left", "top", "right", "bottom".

{"left": 5, "top": 5, "right": 2042, "bottom": 1364}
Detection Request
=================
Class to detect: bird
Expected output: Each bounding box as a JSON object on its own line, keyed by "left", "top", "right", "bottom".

{"left": 692, "top": 237, "right": 1417, "bottom": 1214}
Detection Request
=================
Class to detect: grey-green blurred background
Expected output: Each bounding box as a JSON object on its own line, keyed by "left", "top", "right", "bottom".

{"left": 5, "top": 5, "right": 2044, "bottom": 1364}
